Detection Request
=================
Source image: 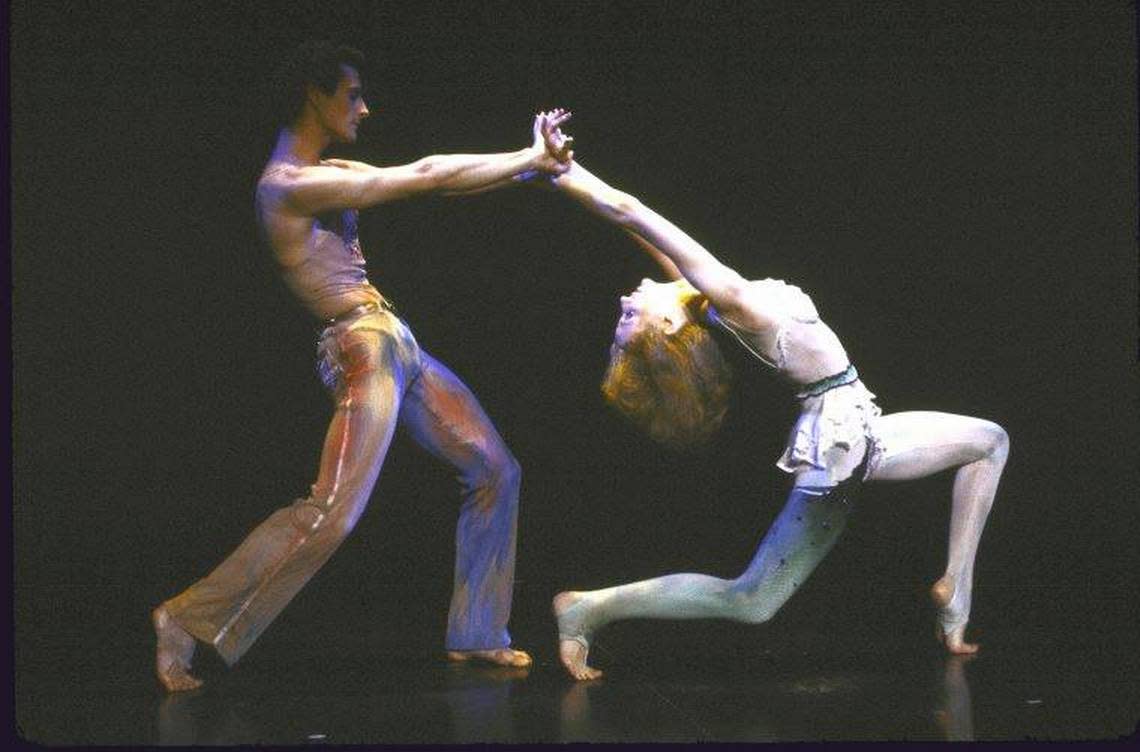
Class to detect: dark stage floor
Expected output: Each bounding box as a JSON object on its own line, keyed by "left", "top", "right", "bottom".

{"left": 14, "top": 583, "right": 1138, "bottom": 744}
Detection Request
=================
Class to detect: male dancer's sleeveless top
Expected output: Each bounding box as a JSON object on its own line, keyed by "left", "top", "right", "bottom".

{"left": 277, "top": 207, "right": 385, "bottom": 320}
{"left": 706, "top": 278, "right": 882, "bottom": 476}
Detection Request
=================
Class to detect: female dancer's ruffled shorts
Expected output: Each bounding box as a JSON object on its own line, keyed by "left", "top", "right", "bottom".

{"left": 777, "top": 373, "right": 884, "bottom": 481}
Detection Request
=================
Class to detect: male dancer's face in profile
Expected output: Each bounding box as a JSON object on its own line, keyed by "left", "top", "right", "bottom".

{"left": 314, "top": 64, "right": 370, "bottom": 143}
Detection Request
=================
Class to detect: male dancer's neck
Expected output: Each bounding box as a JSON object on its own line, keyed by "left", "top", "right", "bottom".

{"left": 270, "top": 125, "right": 327, "bottom": 167}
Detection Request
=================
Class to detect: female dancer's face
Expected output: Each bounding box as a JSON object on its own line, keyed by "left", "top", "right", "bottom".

{"left": 612, "top": 279, "right": 693, "bottom": 349}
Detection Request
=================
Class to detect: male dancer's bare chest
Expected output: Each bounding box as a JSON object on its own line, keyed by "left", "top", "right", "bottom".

{"left": 312, "top": 208, "right": 365, "bottom": 264}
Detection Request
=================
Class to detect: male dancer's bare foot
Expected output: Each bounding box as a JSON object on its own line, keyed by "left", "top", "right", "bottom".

{"left": 553, "top": 591, "right": 603, "bottom": 681}
{"left": 930, "top": 578, "right": 979, "bottom": 655}
{"left": 153, "top": 605, "right": 203, "bottom": 692}
{"left": 446, "top": 647, "right": 533, "bottom": 668}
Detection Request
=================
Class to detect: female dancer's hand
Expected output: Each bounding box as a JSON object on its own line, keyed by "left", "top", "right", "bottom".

{"left": 517, "top": 109, "right": 574, "bottom": 187}
{"left": 527, "top": 108, "right": 575, "bottom": 175}
{"left": 537, "top": 107, "right": 575, "bottom": 161}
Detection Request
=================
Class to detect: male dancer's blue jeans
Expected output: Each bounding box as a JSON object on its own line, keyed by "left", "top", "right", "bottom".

{"left": 166, "top": 307, "right": 520, "bottom": 664}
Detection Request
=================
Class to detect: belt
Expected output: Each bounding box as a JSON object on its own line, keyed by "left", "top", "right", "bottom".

{"left": 795, "top": 364, "right": 859, "bottom": 399}
{"left": 324, "top": 298, "right": 396, "bottom": 327}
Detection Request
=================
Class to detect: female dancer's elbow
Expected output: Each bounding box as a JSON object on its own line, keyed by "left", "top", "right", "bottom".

{"left": 599, "top": 191, "right": 645, "bottom": 229}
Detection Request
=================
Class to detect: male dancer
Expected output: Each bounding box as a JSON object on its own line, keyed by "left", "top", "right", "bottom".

{"left": 153, "top": 41, "right": 572, "bottom": 691}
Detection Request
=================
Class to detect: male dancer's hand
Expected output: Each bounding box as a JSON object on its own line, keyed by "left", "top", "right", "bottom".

{"left": 518, "top": 109, "right": 574, "bottom": 186}
{"left": 540, "top": 107, "right": 575, "bottom": 161}
{"left": 529, "top": 108, "right": 575, "bottom": 174}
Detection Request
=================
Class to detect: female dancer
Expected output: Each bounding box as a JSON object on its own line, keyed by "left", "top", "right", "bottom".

{"left": 546, "top": 158, "right": 1009, "bottom": 680}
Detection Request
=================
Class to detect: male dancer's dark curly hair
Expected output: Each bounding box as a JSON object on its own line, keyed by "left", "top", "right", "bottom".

{"left": 271, "top": 40, "right": 365, "bottom": 127}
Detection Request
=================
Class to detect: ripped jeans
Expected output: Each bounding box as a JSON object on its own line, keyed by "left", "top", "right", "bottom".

{"left": 165, "top": 307, "right": 521, "bottom": 664}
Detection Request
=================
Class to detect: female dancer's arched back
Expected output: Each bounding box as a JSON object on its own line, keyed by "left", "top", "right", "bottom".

{"left": 545, "top": 156, "right": 1008, "bottom": 681}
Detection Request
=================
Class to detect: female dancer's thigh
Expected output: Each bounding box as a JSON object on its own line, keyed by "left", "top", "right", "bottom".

{"left": 865, "top": 411, "right": 1005, "bottom": 483}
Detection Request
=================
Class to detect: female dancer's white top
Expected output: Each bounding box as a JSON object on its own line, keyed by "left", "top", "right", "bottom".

{"left": 706, "top": 278, "right": 883, "bottom": 479}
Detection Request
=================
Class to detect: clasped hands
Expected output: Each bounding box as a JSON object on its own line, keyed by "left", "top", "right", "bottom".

{"left": 520, "top": 108, "right": 575, "bottom": 185}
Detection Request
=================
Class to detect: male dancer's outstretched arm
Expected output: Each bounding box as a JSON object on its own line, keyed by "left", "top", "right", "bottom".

{"left": 262, "top": 111, "right": 574, "bottom": 215}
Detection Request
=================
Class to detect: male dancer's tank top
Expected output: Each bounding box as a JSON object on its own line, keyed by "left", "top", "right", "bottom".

{"left": 706, "top": 278, "right": 851, "bottom": 386}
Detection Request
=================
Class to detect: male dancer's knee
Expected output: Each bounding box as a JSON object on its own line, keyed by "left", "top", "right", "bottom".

{"left": 463, "top": 445, "right": 522, "bottom": 510}
{"left": 291, "top": 500, "right": 329, "bottom": 535}
{"left": 489, "top": 449, "right": 522, "bottom": 509}
{"left": 290, "top": 495, "right": 363, "bottom": 539}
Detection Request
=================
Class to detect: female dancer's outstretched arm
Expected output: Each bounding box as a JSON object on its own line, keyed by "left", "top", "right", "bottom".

{"left": 624, "top": 230, "right": 684, "bottom": 280}
{"left": 551, "top": 162, "right": 776, "bottom": 330}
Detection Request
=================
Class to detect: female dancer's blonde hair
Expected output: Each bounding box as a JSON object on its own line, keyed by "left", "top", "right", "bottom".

{"left": 601, "top": 294, "right": 733, "bottom": 450}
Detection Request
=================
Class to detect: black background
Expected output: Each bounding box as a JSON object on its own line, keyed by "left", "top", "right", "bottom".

{"left": 12, "top": 1, "right": 1138, "bottom": 678}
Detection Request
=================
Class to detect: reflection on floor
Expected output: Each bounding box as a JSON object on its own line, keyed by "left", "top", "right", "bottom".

{"left": 16, "top": 586, "right": 1139, "bottom": 744}
{"left": 149, "top": 653, "right": 983, "bottom": 744}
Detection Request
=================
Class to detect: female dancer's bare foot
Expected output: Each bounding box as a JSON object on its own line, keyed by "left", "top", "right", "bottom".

{"left": 930, "top": 578, "right": 979, "bottom": 655}
{"left": 153, "top": 605, "right": 203, "bottom": 692}
{"left": 553, "top": 591, "right": 603, "bottom": 681}
{"left": 446, "top": 647, "right": 533, "bottom": 668}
